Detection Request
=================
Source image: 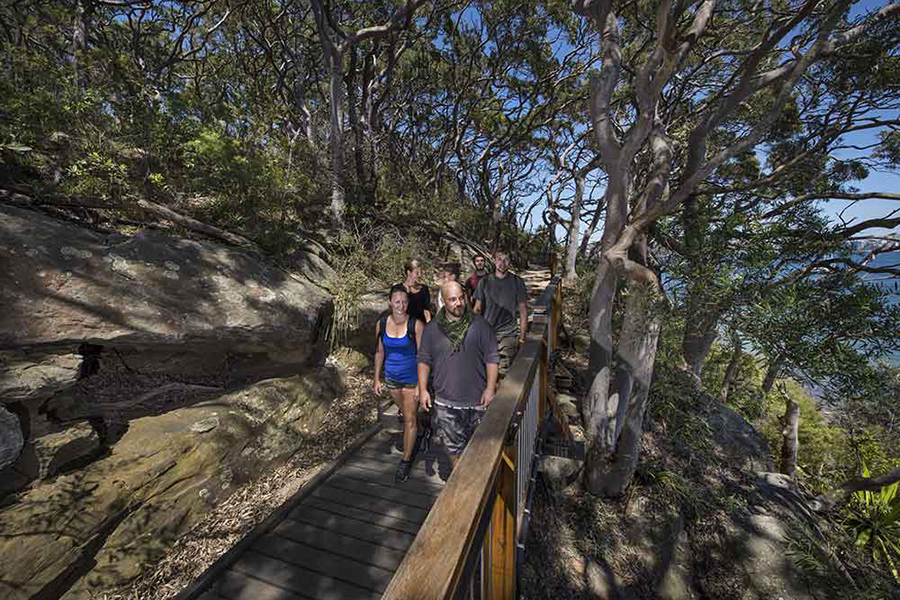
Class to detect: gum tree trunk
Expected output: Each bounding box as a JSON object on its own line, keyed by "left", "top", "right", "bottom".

{"left": 564, "top": 172, "right": 584, "bottom": 280}
{"left": 587, "top": 281, "right": 663, "bottom": 496}
{"left": 780, "top": 397, "right": 800, "bottom": 478}
{"left": 719, "top": 337, "right": 742, "bottom": 403}
{"left": 763, "top": 355, "right": 784, "bottom": 395}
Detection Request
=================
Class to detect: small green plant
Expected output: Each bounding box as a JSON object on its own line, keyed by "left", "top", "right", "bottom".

{"left": 842, "top": 462, "right": 900, "bottom": 582}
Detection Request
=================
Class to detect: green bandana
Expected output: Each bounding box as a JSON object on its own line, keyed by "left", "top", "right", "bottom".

{"left": 436, "top": 305, "right": 473, "bottom": 352}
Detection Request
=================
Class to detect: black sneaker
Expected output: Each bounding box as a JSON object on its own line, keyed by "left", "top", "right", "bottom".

{"left": 395, "top": 459, "right": 412, "bottom": 483}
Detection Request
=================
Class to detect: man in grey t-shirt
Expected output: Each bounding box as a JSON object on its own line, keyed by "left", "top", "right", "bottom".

{"left": 473, "top": 249, "right": 528, "bottom": 375}
{"left": 418, "top": 281, "right": 499, "bottom": 467}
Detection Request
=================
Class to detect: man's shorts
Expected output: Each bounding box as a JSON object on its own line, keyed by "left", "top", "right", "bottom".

{"left": 496, "top": 326, "right": 520, "bottom": 375}
{"left": 385, "top": 377, "right": 417, "bottom": 390}
{"left": 433, "top": 401, "right": 486, "bottom": 455}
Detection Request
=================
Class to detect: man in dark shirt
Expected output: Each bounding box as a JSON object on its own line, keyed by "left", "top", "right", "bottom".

{"left": 418, "top": 281, "right": 499, "bottom": 467}
{"left": 473, "top": 249, "right": 528, "bottom": 376}
{"left": 464, "top": 254, "right": 488, "bottom": 306}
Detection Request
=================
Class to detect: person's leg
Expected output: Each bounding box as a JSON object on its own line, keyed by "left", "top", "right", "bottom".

{"left": 449, "top": 407, "right": 486, "bottom": 468}
{"left": 400, "top": 387, "right": 418, "bottom": 462}
{"left": 496, "top": 329, "right": 519, "bottom": 377}
{"left": 388, "top": 385, "right": 406, "bottom": 450}
{"left": 432, "top": 403, "right": 466, "bottom": 470}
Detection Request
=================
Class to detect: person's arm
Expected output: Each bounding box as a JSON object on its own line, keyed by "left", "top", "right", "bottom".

{"left": 481, "top": 362, "right": 499, "bottom": 406}
{"left": 374, "top": 321, "right": 384, "bottom": 395}
{"left": 518, "top": 301, "right": 528, "bottom": 345}
{"left": 415, "top": 319, "right": 425, "bottom": 349}
{"left": 473, "top": 277, "right": 485, "bottom": 314}
{"left": 418, "top": 362, "right": 432, "bottom": 410}
{"left": 517, "top": 276, "right": 528, "bottom": 344}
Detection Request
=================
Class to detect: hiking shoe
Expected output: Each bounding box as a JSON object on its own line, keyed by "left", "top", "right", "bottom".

{"left": 395, "top": 459, "right": 412, "bottom": 483}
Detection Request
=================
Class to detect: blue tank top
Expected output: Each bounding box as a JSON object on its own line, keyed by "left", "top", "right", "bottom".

{"left": 383, "top": 326, "right": 418, "bottom": 384}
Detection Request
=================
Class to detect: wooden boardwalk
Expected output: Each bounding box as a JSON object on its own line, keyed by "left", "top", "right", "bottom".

{"left": 192, "top": 429, "right": 451, "bottom": 600}
{"left": 182, "top": 268, "right": 554, "bottom": 600}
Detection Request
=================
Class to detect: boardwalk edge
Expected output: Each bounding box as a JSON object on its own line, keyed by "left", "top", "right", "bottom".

{"left": 172, "top": 419, "right": 385, "bottom": 600}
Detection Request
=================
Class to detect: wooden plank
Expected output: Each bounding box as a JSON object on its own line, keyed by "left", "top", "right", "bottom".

{"left": 381, "top": 336, "right": 542, "bottom": 600}
{"left": 337, "top": 463, "right": 445, "bottom": 497}
{"left": 355, "top": 440, "right": 448, "bottom": 465}
{"left": 487, "top": 449, "right": 517, "bottom": 600}
{"left": 287, "top": 505, "right": 417, "bottom": 551}
{"left": 310, "top": 485, "right": 431, "bottom": 523}
{"left": 343, "top": 455, "right": 450, "bottom": 486}
{"left": 252, "top": 534, "right": 394, "bottom": 593}
{"left": 270, "top": 519, "right": 407, "bottom": 571}
{"left": 215, "top": 570, "right": 306, "bottom": 600}
{"left": 174, "top": 423, "right": 383, "bottom": 600}
{"left": 326, "top": 472, "right": 438, "bottom": 509}
{"left": 301, "top": 497, "right": 423, "bottom": 535}
{"left": 231, "top": 550, "right": 382, "bottom": 600}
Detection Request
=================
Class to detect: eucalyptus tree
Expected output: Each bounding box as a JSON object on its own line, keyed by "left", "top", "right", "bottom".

{"left": 409, "top": 1, "right": 595, "bottom": 246}
{"left": 571, "top": 0, "right": 900, "bottom": 497}
{"left": 541, "top": 129, "right": 602, "bottom": 279}
{"left": 308, "top": 0, "right": 434, "bottom": 225}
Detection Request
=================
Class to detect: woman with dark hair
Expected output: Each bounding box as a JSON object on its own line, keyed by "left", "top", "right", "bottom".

{"left": 374, "top": 284, "right": 425, "bottom": 482}
{"left": 401, "top": 259, "right": 431, "bottom": 323}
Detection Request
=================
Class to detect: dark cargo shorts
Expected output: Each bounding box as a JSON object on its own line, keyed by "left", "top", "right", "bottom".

{"left": 433, "top": 401, "right": 486, "bottom": 455}
{"left": 496, "top": 326, "right": 520, "bottom": 375}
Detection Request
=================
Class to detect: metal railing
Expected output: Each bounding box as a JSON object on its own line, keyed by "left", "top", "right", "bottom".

{"left": 382, "top": 276, "right": 563, "bottom": 600}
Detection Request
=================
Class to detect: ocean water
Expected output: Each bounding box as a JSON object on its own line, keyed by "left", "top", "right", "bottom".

{"left": 865, "top": 251, "right": 900, "bottom": 365}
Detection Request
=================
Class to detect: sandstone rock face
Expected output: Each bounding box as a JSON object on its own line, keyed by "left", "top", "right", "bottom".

{"left": 0, "top": 404, "right": 24, "bottom": 469}
{"left": 0, "top": 205, "right": 332, "bottom": 482}
{"left": 0, "top": 350, "right": 82, "bottom": 404}
{"left": 329, "top": 347, "right": 371, "bottom": 378}
{"left": 709, "top": 402, "right": 774, "bottom": 473}
{"left": 0, "top": 370, "right": 342, "bottom": 600}
{"left": 0, "top": 205, "right": 330, "bottom": 360}
{"left": 32, "top": 422, "right": 101, "bottom": 479}
{"left": 343, "top": 291, "right": 390, "bottom": 357}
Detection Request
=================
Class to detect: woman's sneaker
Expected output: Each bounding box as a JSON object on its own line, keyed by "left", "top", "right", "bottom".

{"left": 395, "top": 459, "right": 412, "bottom": 483}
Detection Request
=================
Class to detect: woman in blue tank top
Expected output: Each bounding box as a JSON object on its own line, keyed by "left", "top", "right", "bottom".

{"left": 374, "top": 285, "right": 425, "bottom": 482}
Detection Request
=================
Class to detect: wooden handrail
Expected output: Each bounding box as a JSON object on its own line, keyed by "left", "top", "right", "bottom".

{"left": 382, "top": 277, "right": 560, "bottom": 600}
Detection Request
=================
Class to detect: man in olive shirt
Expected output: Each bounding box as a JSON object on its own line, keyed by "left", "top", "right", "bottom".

{"left": 418, "top": 281, "right": 499, "bottom": 467}
{"left": 473, "top": 249, "right": 528, "bottom": 375}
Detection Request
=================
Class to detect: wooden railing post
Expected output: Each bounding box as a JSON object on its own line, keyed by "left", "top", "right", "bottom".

{"left": 486, "top": 445, "right": 517, "bottom": 600}
{"left": 539, "top": 338, "right": 549, "bottom": 422}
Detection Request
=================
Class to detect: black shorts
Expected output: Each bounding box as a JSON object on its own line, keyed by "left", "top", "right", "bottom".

{"left": 433, "top": 401, "right": 486, "bottom": 455}
{"left": 385, "top": 377, "right": 417, "bottom": 390}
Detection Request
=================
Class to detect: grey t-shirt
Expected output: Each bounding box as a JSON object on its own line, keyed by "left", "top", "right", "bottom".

{"left": 417, "top": 315, "right": 499, "bottom": 407}
{"left": 474, "top": 273, "right": 527, "bottom": 332}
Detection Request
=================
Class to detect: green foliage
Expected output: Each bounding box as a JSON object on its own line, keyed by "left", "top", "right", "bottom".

{"left": 842, "top": 463, "right": 900, "bottom": 583}
{"left": 325, "top": 236, "right": 371, "bottom": 352}
{"left": 701, "top": 340, "right": 767, "bottom": 420}
{"left": 755, "top": 379, "right": 848, "bottom": 493}
{"left": 324, "top": 227, "right": 433, "bottom": 351}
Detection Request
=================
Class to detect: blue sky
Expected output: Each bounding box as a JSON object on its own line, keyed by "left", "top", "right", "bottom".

{"left": 821, "top": 0, "right": 900, "bottom": 234}
{"left": 527, "top": 0, "right": 899, "bottom": 240}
